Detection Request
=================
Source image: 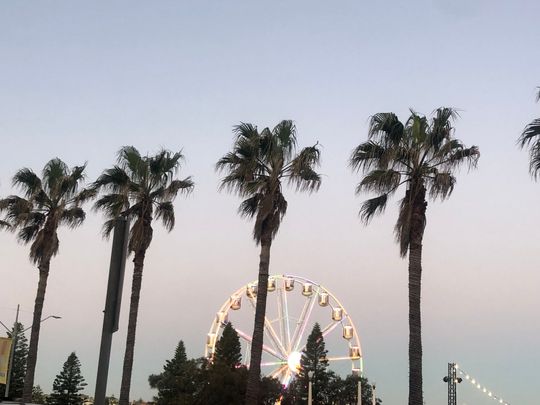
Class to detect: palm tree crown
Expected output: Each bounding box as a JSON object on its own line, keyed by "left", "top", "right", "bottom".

{"left": 92, "top": 146, "right": 194, "bottom": 250}
{"left": 518, "top": 88, "right": 540, "bottom": 178}
{"left": 350, "top": 108, "right": 479, "bottom": 256}
{"left": 0, "top": 158, "right": 91, "bottom": 263}
{"left": 216, "top": 120, "right": 321, "bottom": 243}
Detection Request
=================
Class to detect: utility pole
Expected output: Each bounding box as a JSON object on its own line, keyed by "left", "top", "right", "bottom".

{"left": 94, "top": 217, "right": 129, "bottom": 405}
{"left": 4, "top": 304, "right": 19, "bottom": 399}
{"left": 443, "top": 362, "right": 462, "bottom": 405}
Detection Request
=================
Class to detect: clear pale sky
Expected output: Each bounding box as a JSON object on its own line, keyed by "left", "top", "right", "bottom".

{"left": 1, "top": 1, "right": 539, "bottom": 404}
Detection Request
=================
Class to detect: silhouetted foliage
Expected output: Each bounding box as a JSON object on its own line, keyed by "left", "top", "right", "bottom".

{"left": 47, "top": 352, "right": 87, "bottom": 405}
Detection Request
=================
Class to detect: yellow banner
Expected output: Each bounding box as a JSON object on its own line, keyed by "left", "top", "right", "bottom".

{"left": 0, "top": 337, "right": 12, "bottom": 384}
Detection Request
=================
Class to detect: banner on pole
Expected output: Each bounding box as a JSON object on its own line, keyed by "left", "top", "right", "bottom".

{"left": 0, "top": 337, "right": 12, "bottom": 384}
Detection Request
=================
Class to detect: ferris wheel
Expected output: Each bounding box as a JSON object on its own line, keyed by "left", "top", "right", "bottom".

{"left": 205, "top": 274, "right": 363, "bottom": 386}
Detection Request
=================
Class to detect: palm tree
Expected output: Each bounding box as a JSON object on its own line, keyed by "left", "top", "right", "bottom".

{"left": 350, "top": 108, "right": 479, "bottom": 405}
{"left": 92, "top": 146, "right": 193, "bottom": 405}
{"left": 518, "top": 88, "right": 540, "bottom": 178}
{"left": 0, "top": 159, "right": 91, "bottom": 402}
{"left": 217, "top": 120, "right": 321, "bottom": 404}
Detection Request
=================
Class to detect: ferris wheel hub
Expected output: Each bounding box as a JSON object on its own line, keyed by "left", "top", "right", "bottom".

{"left": 287, "top": 351, "right": 302, "bottom": 374}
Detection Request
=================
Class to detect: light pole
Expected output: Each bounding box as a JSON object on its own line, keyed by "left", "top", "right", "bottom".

{"left": 1, "top": 305, "right": 61, "bottom": 399}
{"left": 307, "top": 370, "right": 313, "bottom": 405}
{"left": 371, "top": 383, "right": 376, "bottom": 405}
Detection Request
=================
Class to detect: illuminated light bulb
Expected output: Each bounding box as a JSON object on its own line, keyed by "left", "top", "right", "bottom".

{"left": 471, "top": 379, "right": 476, "bottom": 384}
{"left": 488, "top": 392, "right": 492, "bottom": 397}
{"left": 454, "top": 364, "right": 459, "bottom": 369}
{"left": 483, "top": 388, "right": 487, "bottom": 393}
{"left": 477, "top": 384, "right": 481, "bottom": 389}
{"left": 465, "top": 375, "right": 470, "bottom": 379}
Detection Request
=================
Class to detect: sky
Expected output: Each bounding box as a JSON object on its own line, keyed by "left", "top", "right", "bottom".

{"left": 0, "top": 0, "right": 539, "bottom": 403}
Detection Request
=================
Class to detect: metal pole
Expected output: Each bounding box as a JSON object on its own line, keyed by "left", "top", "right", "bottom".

{"left": 371, "top": 384, "right": 376, "bottom": 405}
{"left": 308, "top": 379, "right": 312, "bottom": 405}
{"left": 4, "top": 304, "right": 19, "bottom": 399}
{"left": 94, "top": 218, "right": 129, "bottom": 405}
{"left": 356, "top": 376, "right": 361, "bottom": 405}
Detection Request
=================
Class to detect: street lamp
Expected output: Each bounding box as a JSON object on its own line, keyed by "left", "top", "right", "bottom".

{"left": 1, "top": 305, "right": 61, "bottom": 399}
{"left": 307, "top": 371, "right": 313, "bottom": 405}
{"left": 372, "top": 383, "right": 376, "bottom": 405}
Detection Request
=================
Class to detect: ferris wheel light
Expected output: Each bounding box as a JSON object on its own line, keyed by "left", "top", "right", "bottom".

{"left": 287, "top": 351, "right": 302, "bottom": 374}
{"left": 267, "top": 278, "right": 276, "bottom": 292}
{"left": 246, "top": 284, "right": 258, "bottom": 298}
{"left": 471, "top": 379, "right": 476, "bottom": 384}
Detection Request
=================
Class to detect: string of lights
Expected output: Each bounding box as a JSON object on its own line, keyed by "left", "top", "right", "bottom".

{"left": 454, "top": 364, "right": 510, "bottom": 405}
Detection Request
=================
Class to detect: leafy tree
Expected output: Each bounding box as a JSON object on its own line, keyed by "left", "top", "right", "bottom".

{"left": 350, "top": 108, "right": 479, "bottom": 404}
{"left": 214, "top": 323, "right": 242, "bottom": 369}
{"left": 217, "top": 121, "right": 321, "bottom": 404}
{"left": 149, "top": 341, "right": 198, "bottom": 404}
{"left": 32, "top": 385, "right": 47, "bottom": 404}
{"left": 0, "top": 159, "right": 91, "bottom": 401}
{"left": 92, "top": 146, "right": 194, "bottom": 405}
{"left": 0, "top": 322, "right": 28, "bottom": 399}
{"left": 47, "top": 352, "right": 87, "bottom": 405}
{"left": 285, "top": 323, "right": 330, "bottom": 404}
{"left": 518, "top": 88, "right": 540, "bottom": 178}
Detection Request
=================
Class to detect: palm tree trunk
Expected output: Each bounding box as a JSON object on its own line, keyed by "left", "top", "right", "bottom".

{"left": 119, "top": 248, "right": 146, "bottom": 405}
{"left": 408, "top": 185, "right": 427, "bottom": 405}
{"left": 245, "top": 234, "right": 272, "bottom": 405}
{"left": 22, "top": 263, "right": 50, "bottom": 402}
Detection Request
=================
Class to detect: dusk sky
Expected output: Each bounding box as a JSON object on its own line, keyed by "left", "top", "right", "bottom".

{"left": 1, "top": 1, "right": 539, "bottom": 404}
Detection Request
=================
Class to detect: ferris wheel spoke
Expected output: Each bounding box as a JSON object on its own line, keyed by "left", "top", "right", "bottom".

{"left": 291, "top": 294, "right": 317, "bottom": 353}
{"left": 278, "top": 283, "right": 291, "bottom": 352}
{"left": 270, "top": 364, "right": 288, "bottom": 379}
{"left": 246, "top": 294, "right": 288, "bottom": 357}
{"left": 261, "top": 361, "right": 287, "bottom": 367}
{"left": 297, "top": 321, "right": 341, "bottom": 353}
{"left": 326, "top": 356, "right": 353, "bottom": 362}
{"left": 235, "top": 328, "right": 286, "bottom": 361}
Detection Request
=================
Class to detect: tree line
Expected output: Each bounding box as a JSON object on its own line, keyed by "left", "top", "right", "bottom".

{"left": 1, "top": 97, "right": 539, "bottom": 404}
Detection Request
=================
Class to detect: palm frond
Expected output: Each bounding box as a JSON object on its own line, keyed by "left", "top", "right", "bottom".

{"left": 238, "top": 194, "right": 262, "bottom": 219}
{"left": 446, "top": 145, "right": 480, "bottom": 169}
{"left": 368, "top": 113, "right": 404, "bottom": 146}
{"left": 94, "top": 193, "right": 129, "bottom": 218}
{"left": 349, "top": 141, "right": 391, "bottom": 172}
{"left": 155, "top": 201, "right": 175, "bottom": 232}
{"left": 59, "top": 163, "right": 87, "bottom": 199}
{"left": 162, "top": 178, "right": 194, "bottom": 200}
{"left": 12, "top": 168, "right": 42, "bottom": 198}
{"left": 61, "top": 207, "right": 86, "bottom": 229}
{"left": 42, "top": 158, "right": 69, "bottom": 195}
{"left": 0, "top": 220, "right": 11, "bottom": 231}
{"left": 428, "top": 171, "right": 456, "bottom": 200}
{"left": 118, "top": 146, "right": 146, "bottom": 181}
{"left": 101, "top": 219, "right": 116, "bottom": 238}
{"left": 92, "top": 166, "right": 131, "bottom": 193}
{"left": 359, "top": 194, "right": 388, "bottom": 224}
{"left": 18, "top": 224, "right": 40, "bottom": 243}
{"left": 356, "top": 169, "right": 401, "bottom": 195}
{"left": 149, "top": 150, "right": 183, "bottom": 185}
{"left": 288, "top": 144, "right": 322, "bottom": 192}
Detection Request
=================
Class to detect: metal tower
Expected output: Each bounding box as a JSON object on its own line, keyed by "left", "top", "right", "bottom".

{"left": 443, "top": 362, "right": 462, "bottom": 405}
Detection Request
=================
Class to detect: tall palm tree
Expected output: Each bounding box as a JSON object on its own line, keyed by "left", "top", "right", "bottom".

{"left": 518, "top": 88, "right": 540, "bottom": 178}
{"left": 350, "top": 108, "right": 479, "bottom": 405}
{"left": 0, "top": 159, "right": 91, "bottom": 402}
{"left": 217, "top": 120, "right": 321, "bottom": 404}
{"left": 92, "top": 146, "right": 193, "bottom": 405}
